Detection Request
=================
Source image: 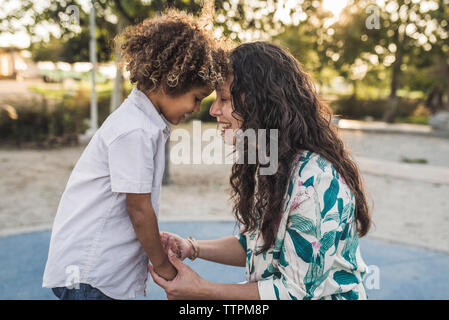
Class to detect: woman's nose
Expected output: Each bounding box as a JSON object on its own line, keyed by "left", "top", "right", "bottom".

{"left": 209, "top": 100, "right": 221, "bottom": 118}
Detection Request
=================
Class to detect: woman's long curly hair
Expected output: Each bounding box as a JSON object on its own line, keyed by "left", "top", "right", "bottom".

{"left": 116, "top": 9, "right": 231, "bottom": 96}
{"left": 229, "top": 42, "right": 371, "bottom": 253}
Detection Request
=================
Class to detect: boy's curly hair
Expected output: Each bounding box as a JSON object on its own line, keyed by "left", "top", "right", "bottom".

{"left": 117, "top": 9, "right": 232, "bottom": 96}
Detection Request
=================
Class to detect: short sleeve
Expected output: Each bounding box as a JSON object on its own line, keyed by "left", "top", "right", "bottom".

{"left": 235, "top": 233, "right": 247, "bottom": 252}
{"left": 108, "top": 129, "right": 155, "bottom": 194}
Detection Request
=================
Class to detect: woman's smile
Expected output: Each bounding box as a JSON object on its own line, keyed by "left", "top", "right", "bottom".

{"left": 218, "top": 121, "right": 232, "bottom": 130}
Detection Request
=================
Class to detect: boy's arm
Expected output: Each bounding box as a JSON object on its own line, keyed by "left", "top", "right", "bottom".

{"left": 126, "top": 193, "right": 176, "bottom": 280}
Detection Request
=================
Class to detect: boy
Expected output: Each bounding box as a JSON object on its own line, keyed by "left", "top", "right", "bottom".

{"left": 42, "top": 10, "right": 230, "bottom": 300}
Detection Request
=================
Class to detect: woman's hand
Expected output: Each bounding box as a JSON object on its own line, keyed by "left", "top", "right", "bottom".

{"left": 152, "top": 258, "right": 177, "bottom": 281}
{"left": 148, "top": 249, "right": 211, "bottom": 300}
{"left": 160, "top": 231, "right": 194, "bottom": 260}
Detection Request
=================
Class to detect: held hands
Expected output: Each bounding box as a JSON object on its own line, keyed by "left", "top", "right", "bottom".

{"left": 152, "top": 257, "right": 177, "bottom": 281}
{"left": 160, "top": 231, "right": 195, "bottom": 260}
{"left": 149, "top": 247, "right": 209, "bottom": 300}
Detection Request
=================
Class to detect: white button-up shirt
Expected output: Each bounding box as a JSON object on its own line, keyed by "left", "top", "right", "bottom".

{"left": 42, "top": 87, "right": 170, "bottom": 299}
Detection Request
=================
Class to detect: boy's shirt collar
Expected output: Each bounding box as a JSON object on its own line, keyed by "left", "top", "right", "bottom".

{"left": 130, "top": 87, "right": 171, "bottom": 135}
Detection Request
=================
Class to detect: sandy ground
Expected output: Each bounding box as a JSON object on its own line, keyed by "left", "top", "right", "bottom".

{"left": 1, "top": 125, "right": 449, "bottom": 253}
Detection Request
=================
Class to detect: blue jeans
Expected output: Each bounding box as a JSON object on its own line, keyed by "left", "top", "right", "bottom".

{"left": 52, "top": 283, "right": 114, "bottom": 300}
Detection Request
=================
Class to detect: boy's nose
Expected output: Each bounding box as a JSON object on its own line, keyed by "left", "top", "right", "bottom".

{"left": 194, "top": 103, "right": 201, "bottom": 113}
{"left": 209, "top": 100, "right": 221, "bottom": 118}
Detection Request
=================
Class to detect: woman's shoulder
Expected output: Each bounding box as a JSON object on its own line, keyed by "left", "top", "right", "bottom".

{"left": 290, "top": 150, "right": 350, "bottom": 196}
{"left": 293, "top": 150, "right": 334, "bottom": 179}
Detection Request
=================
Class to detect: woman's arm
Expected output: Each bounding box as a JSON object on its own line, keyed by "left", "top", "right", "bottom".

{"left": 197, "top": 236, "right": 246, "bottom": 267}
{"left": 202, "top": 280, "right": 260, "bottom": 300}
{"left": 161, "top": 232, "right": 246, "bottom": 267}
{"left": 149, "top": 249, "right": 260, "bottom": 300}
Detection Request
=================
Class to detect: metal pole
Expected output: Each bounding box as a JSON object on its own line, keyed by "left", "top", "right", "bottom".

{"left": 89, "top": 0, "right": 98, "bottom": 132}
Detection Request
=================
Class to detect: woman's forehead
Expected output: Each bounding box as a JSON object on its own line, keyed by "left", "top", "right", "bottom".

{"left": 217, "top": 80, "right": 232, "bottom": 93}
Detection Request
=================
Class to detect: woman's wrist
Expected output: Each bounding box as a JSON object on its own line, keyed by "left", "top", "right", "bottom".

{"left": 186, "top": 236, "right": 200, "bottom": 260}
{"left": 198, "top": 278, "right": 216, "bottom": 299}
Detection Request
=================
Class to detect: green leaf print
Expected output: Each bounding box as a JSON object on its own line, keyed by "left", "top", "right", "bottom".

{"left": 342, "top": 232, "right": 359, "bottom": 269}
{"left": 340, "top": 222, "right": 350, "bottom": 241}
{"left": 287, "top": 228, "right": 313, "bottom": 263}
{"left": 287, "top": 179, "right": 294, "bottom": 197}
{"left": 298, "top": 151, "right": 313, "bottom": 176}
{"left": 274, "top": 284, "right": 280, "bottom": 300}
{"left": 320, "top": 230, "right": 337, "bottom": 254}
{"left": 303, "top": 176, "right": 315, "bottom": 188}
{"left": 238, "top": 234, "right": 247, "bottom": 252}
{"left": 304, "top": 255, "right": 330, "bottom": 297}
{"left": 340, "top": 202, "right": 352, "bottom": 223}
{"left": 246, "top": 249, "right": 252, "bottom": 272}
{"left": 321, "top": 178, "right": 340, "bottom": 219}
{"left": 288, "top": 215, "right": 316, "bottom": 236}
{"left": 323, "top": 212, "right": 340, "bottom": 224}
{"left": 341, "top": 290, "right": 359, "bottom": 300}
{"left": 329, "top": 231, "right": 342, "bottom": 256}
{"left": 331, "top": 165, "right": 339, "bottom": 179}
{"left": 261, "top": 263, "right": 282, "bottom": 279}
{"left": 279, "top": 245, "right": 289, "bottom": 267}
{"left": 317, "top": 156, "right": 327, "bottom": 172}
{"left": 288, "top": 292, "right": 298, "bottom": 300}
{"left": 337, "top": 198, "right": 343, "bottom": 214}
{"left": 333, "top": 270, "right": 359, "bottom": 285}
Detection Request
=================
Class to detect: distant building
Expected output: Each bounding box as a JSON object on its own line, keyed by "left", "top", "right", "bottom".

{"left": 0, "top": 47, "right": 39, "bottom": 79}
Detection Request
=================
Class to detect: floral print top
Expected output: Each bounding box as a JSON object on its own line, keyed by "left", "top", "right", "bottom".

{"left": 236, "top": 150, "right": 368, "bottom": 300}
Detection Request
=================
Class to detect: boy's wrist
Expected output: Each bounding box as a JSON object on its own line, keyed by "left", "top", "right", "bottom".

{"left": 151, "top": 256, "right": 170, "bottom": 269}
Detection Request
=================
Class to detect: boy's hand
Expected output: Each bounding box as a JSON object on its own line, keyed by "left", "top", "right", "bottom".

{"left": 160, "top": 231, "right": 194, "bottom": 260}
{"left": 152, "top": 258, "right": 177, "bottom": 281}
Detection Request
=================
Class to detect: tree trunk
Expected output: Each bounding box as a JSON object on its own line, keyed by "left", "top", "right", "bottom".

{"left": 110, "top": 14, "right": 125, "bottom": 113}
{"left": 444, "top": 62, "right": 449, "bottom": 111}
{"left": 352, "top": 80, "right": 358, "bottom": 99}
{"left": 383, "top": 48, "right": 403, "bottom": 123}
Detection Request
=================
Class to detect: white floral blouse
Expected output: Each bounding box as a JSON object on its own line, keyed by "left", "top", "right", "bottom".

{"left": 236, "top": 150, "right": 368, "bottom": 300}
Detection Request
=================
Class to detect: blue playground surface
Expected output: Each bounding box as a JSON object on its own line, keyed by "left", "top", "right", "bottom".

{"left": 0, "top": 221, "right": 448, "bottom": 300}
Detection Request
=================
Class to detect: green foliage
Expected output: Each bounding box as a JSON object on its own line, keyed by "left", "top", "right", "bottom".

{"left": 3, "top": 0, "right": 449, "bottom": 123}
{"left": 0, "top": 89, "right": 111, "bottom": 147}
{"left": 330, "top": 96, "right": 423, "bottom": 120}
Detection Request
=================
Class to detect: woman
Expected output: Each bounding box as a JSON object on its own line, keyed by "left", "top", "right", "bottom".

{"left": 149, "top": 41, "right": 372, "bottom": 300}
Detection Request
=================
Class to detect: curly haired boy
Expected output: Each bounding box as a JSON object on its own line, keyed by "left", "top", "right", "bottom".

{"left": 43, "top": 10, "right": 231, "bottom": 300}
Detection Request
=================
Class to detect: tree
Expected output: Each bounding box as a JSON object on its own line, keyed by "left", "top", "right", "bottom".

{"left": 1, "top": 0, "right": 302, "bottom": 183}
{"left": 326, "top": 0, "right": 449, "bottom": 122}
{"left": 273, "top": 0, "right": 333, "bottom": 85}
